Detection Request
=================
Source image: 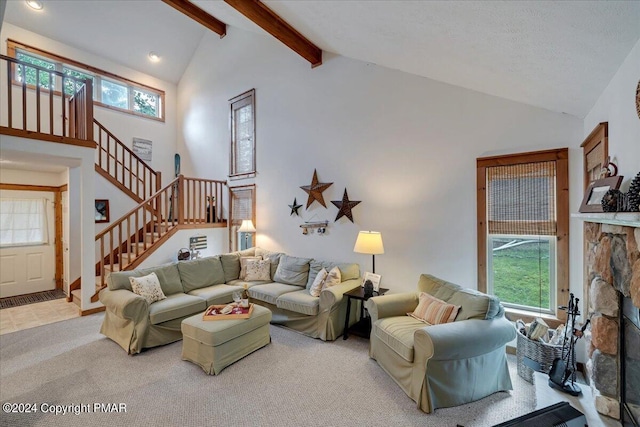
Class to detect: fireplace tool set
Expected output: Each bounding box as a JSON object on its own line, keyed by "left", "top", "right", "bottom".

{"left": 548, "top": 293, "right": 590, "bottom": 396}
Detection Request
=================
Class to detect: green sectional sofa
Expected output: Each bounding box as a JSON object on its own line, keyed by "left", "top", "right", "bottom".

{"left": 365, "top": 274, "right": 516, "bottom": 413}
{"left": 99, "top": 247, "right": 361, "bottom": 354}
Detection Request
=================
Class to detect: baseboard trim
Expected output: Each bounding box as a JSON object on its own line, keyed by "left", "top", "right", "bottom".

{"left": 81, "top": 306, "right": 105, "bottom": 316}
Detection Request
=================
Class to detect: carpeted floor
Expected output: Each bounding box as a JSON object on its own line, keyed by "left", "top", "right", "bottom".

{"left": 0, "top": 289, "right": 66, "bottom": 309}
{"left": 0, "top": 314, "right": 535, "bottom": 427}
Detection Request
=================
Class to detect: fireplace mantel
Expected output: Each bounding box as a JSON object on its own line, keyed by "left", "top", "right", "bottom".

{"left": 572, "top": 212, "right": 640, "bottom": 227}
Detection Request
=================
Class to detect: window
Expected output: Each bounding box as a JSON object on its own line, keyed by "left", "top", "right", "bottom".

{"left": 15, "top": 51, "right": 55, "bottom": 90}
{"left": 101, "top": 79, "right": 128, "bottom": 109}
{"left": 488, "top": 235, "right": 556, "bottom": 313}
{"left": 477, "top": 148, "right": 569, "bottom": 323}
{"left": 229, "top": 89, "right": 256, "bottom": 179}
{"left": 8, "top": 39, "right": 164, "bottom": 121}
{"left": 229, "top": 185, "right": 256, "bottom": 251}
{"left": 0, "top": 198, "right": 49, "bottom": 247}
{"left": 63, "top": 66, "right": 95, "bottom": 96}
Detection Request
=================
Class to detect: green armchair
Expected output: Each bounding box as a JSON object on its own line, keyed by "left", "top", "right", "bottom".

{"left": 365, "top": 274, "right": 516, "bottom": 413}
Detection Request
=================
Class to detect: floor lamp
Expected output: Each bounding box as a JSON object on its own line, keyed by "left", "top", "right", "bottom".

{"left": 353, "top": 231, "right": 384, "bottom": 274}
{"left": 238, "top": 219, "right": 256, "bottom": 249}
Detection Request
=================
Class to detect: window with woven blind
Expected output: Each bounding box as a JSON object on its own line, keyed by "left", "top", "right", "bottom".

{"left": 229, "top": 185, "right": 255, "bottom": 251}
{"left": 487, "top": 161, "right": 556, "bottom": 236}
{"left": 477, "top": 148, "right": 569, "bottom": 322}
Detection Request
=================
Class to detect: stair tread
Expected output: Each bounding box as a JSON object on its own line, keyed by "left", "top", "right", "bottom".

{"left": 103, "top": 264, "right": 120, "bottom": 273}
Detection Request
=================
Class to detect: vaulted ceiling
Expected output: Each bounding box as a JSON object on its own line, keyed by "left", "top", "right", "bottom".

{"left": 4, "top": 1, "right": 640, "bottom": 118}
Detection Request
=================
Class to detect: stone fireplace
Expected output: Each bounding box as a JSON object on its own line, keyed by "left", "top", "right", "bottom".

{"left": 582, "top": 216, "right": 640, "bottom": 426}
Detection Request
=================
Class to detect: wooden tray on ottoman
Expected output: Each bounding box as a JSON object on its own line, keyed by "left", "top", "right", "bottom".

{"left": 203, "top": 304, "right": 254, "bottom": 320}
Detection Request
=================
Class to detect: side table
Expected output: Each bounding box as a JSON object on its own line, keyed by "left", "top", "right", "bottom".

{"left": 343, "top": 287, "right": 389, "bottom": 340}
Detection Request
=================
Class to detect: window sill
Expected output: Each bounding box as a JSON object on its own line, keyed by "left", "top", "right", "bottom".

{"left": 504, "top": 307, "right": 563, "bottom": 329}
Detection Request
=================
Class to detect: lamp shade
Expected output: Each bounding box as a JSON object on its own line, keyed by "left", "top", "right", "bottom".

{"left": 353, "top": 231, "right": 384, "bottom": 255}
{"left": 238, "top": 219, "right": 256, "bottom": 233}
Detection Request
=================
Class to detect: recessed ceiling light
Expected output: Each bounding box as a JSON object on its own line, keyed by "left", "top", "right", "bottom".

{"left": 26, "top": 0, "right": 44, "bottom": 10}
{"left": 148, "top": 52, "right": 160, "bottom": 62}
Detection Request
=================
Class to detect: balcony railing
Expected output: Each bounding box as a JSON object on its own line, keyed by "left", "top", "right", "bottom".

{"left": 0, "top": 53, "right": 94, "bottom": 146}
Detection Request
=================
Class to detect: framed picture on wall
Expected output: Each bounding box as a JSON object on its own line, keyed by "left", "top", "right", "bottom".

{"left": 95, "top": 199, "right": 110, "bottom": 223}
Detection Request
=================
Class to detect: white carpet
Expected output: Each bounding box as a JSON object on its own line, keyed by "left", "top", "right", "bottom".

{"left": 0, "top": 314, "right": 535, "bottom": 427}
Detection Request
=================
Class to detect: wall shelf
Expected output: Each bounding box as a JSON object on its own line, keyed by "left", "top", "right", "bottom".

{"left": 572, "top": 212, "right": 640, "bottom": 227}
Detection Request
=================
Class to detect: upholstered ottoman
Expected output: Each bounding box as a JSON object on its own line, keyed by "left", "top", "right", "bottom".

{"left": 181, "top": 304, "right": 272, "bottom": 375}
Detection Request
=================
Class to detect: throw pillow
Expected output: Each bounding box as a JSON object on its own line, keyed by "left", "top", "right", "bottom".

{"left": 129, "top": 272, "right": 167, "bottom": 305}
{"left": 273, "top": 255, "right": 312, "bottom": 286}
{"left": 255, "top": 248, "right": 284, "bottom": 280}
{"left": 239, "top": 256, "right": 262, "bottom": 280}
{"left": 309, "top": 268, "right": 328, "bottom": 297}
{"left": 321, "top": 266, "right": 341, "bottom": 290}
{"left": 409, "top": 292, "right": 460, "bottom": 325}
{"left": 244, "top": 259, "right": 271, "bottom": 281}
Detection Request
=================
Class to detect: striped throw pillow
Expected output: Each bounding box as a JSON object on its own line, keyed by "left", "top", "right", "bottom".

{"left": 409, "top": 292, "right": 460, "bottom": 325}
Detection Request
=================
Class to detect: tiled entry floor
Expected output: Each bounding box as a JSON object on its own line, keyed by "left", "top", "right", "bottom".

{"left": 0, "top": 299, "right": 79, "bottom": 335}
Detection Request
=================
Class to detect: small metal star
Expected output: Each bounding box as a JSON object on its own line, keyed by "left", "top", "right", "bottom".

{"left": 331, "top": 189, "right": 361, "bottom": 223}
{"left": 300, "top": 169, "right": 333, "bottom": 209}
{"left": 288, "top": 197, "right": 303, "bottom": 216}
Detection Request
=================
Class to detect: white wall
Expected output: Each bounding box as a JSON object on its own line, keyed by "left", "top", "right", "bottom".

{"left": 0, "top": 168, "right": 66, "bottom": 187}
{"left": 178, "top": 27, "right": 584, "bottom": 294}
{"left": 583, "top": 38, "right": 640, "bottom": 184}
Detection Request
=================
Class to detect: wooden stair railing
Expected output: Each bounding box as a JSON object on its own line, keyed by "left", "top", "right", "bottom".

{"left": 0, "top": 54, "right": 94, "bottom": 147}
{"left": 91, "top": 177, "right": 179, "bottom": 302}
{"left": 181, "top": 176, "right": 226, "bottom": 227}
{"left": 94, "top": 119, "right": 161, "bottom": 203}
{"left": 89, "top": 176, "right": 227, "bottom": 302}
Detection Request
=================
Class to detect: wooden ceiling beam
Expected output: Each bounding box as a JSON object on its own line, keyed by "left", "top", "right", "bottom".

{"left": 162, "top": 0, "right": 227, "bottom": 38}
{"left": 224, "top": 0, "right": 322, "bottom": 68}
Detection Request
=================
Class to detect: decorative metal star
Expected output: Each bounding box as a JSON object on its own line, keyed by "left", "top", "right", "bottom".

{"left": 331, "top": 189, "right": 361, "bottom": 223}
{"left": 300, "top": 169, "right": 333, "bottom": 209}
{"left": 288, "top": 197, "right": 303, "bottom": 216}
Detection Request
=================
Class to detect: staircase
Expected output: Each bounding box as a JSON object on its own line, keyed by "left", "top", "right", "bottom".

{"left": 0, "top": 54, "right": 228, "bottom": 310}
{"left": 93, "top": 119, "right": 161, "bottom": 203}
{"left": 70, "top": 144, "right": 227, "bottom": 305}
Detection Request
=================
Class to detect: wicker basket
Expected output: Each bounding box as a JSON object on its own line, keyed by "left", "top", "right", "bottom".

{"left": 516, "top": 328, "right": 563, "bottom": 383}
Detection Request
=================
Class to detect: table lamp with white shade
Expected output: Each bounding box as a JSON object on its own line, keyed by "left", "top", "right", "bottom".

{"left": 353, "top": 231, "right": 384, "bottom": 274}
{"left": 238, "top": 219, "right": 256, "bottom": 249}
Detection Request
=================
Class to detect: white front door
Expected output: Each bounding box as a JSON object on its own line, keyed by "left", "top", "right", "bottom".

{"left": 0, "top": 191, "right": 56, "bottom": 298}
